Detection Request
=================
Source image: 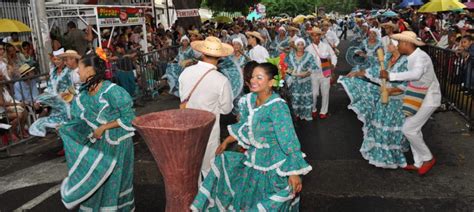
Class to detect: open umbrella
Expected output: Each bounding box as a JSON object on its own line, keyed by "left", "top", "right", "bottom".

{"left": 247, "top": 10, "right": 262, "bottom": 21}
{"left": 0, "top": 19, "right": 31, "bottom": 33}
{"left": 382, "top": 10, "right": 398, "bottom": 17}
{"left": 400, "top": 0, "right": 424, "bottom": 8}
{"left": 418, "top": 0, "right": 466, "bottom": 13}
{"left": 465, "top": 0, "right": 474, "bottom": 9}
{"left": 292, "top": 15, "right": 306, "bottom": 24}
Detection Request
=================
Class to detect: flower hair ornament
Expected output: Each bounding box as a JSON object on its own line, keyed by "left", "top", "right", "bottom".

{"left": 95, "top": 47, "right": 108, "bottom": 62}
{"left": 266, "top": 57, "right": 285, "bottom": 89}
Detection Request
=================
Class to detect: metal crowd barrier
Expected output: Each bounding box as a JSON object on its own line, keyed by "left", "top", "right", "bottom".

{"left": 136, "top": 46, "right": 178, "bottom": 100}
{"left": 422, "top": 45, "right": 474, "bottom": 129}
{"left": 0, "top": 73, "right": 50, "bottom": 153}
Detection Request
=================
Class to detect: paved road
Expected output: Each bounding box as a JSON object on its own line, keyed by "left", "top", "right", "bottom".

{"left": 1, "top": 36, "right": 473, "bottom": 211}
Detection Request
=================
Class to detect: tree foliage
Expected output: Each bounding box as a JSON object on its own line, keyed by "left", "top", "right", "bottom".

{"left": 202, "top": 0, "right": 258, "bottom": 14}
{"left": 260, "top": 0, "right": 359, "bottom": 17}
{"left": 201, "top": 0, "right": 359, "bottom": 16}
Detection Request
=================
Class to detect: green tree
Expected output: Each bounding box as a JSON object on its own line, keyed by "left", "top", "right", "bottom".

{"left": 261, "top": 0, "right": 359, "bottom": 17}
{"left": 203, "top": 0, "right": 258, "bottom": 14}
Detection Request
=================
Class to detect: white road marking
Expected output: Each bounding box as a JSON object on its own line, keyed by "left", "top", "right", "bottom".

{"left": 0, "top": 157, "right": 67, "bottom": 195}
{"left": 13, "top": 184, "right": 61, "bottom": 212}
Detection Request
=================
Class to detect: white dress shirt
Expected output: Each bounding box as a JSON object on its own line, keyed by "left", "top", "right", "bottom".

{"left": 389, "top": 48, "right": 442, "bottom": 107}
{"left": 179, "top": 61, "right": 233, "bottom": 177}
{"left": 323, "top": 30, "right": 340, "bottom": 47}
{"left": 305, "top": 41, "right": 338, "bottom": 73}
{"left": 248, "top": 45, "right": 270, "bottom": 63}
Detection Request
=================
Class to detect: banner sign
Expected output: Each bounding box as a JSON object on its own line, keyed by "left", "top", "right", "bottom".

{"left": 176, "top": 9, "right": 200, "bottom": 18}
{"left": 97, "top": 7, "right": 145, "bottom": 26}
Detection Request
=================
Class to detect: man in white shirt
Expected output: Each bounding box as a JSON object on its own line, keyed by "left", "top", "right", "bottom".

{"left": 305, "top": 28, "right": 337, "bottom": 119}
{"left": 321, "top": 21, "right": 340, "bottom": 49}
{"left": 246, "top": 31, "right": 270, "bottom": 63}
{"left": 381, "top": 31, "right": 441, "bottom": 176}
{"left": 179, "top": 36, "right": 234, "bottom": 179}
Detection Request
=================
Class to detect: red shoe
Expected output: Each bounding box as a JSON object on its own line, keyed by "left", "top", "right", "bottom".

{"left": 319, "top": 114, "right": 328, "bottom": 119}
{"left": 418, "top": 158, "right": 436, "bottom": 176}
{"left": 312, "top": 112, "right": 318, "bottom": 119}
{"left": 57, "top": 149, "right": 65, "bottom": 156}
{"left": 403, "top": 164, "right": 418, "bottom": 171}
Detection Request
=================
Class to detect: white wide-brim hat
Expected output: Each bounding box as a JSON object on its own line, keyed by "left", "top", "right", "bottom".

{"left": 245, "top": 31, "right": 265, "bottom": 42}
{"left": 390, "top": 31, "right": 425, "bottom": 46}
{"left": 59, "top": 49, "right": 81, "bottom": 59}
{"left": 191, "top": 36, "right": 233, "bottom": 57}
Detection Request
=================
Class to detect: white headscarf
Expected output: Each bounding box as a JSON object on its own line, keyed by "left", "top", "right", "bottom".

{"left": 180, "top": 35, "right": 190, "bottom": 43}
{"left": 278, "top": 26, "right": 286, "bottom": 32}
{"left": 53, "top": 48, "right": 65, "bottom": 57}
{"left": 294, "top": 37, "right": 306, "bottom": 46}
{"left": 369, "top": 28, "right": 381, "bottom": 40}
{"left": 232, "top": 38, "right": 244, "bottom": 47}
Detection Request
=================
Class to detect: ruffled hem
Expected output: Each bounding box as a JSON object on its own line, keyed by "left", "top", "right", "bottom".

{"left": 360, "top": 152, "right": 407, "bottom": 169}
{"left": 242, "top": 151, "right": 311, "bottom": 177}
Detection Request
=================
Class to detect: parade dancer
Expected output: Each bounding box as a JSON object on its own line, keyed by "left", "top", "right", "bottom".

{"left": 246, "top": 31, "right": 270, "bottom": 63}
{"left": 381, "top": 31, "right": 441, "bottom": 176}
{"left": 231, "top": 38, "right": 248, "bottom": 69}
{"left": 59, "top": 51, "right": 136, "bottom": 210}
{"left": 381, "top": 22, "right": 399, "bottom": 52}
{"left": 269, "top": 27, "right": 290, "bottom": 57}
{"left": 191, "top": 63, "right": 312, "bottom": 211}
{"left": 305, "top": 28, "right": 337, "bottom": 119}
{"left": 179, "top": 36, "right": 234, "bottom": 179}
{"left": 29, "top": 48, "right": 74, "bottom": 137}
{"left": 321, "top": 21, "right": 340, "bottom": 55}
{"left": 285, "top": 38, "right": 319, "bottom": 121}
{"left": 162, "top": 35, "right": 195, "bottom": 96}
{"left": 346, "top": 39, "right": 410, "bottom": 169}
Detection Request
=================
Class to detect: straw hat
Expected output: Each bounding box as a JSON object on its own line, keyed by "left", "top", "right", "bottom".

{"left": 59, "top": 50, "right": 81, "bottom": 59}
{"left": 390, "top": 31, "right": 425, "bottom": 46}
{"left": 18, "top": 64, "right": 35, "bottom": 78}
{"left": 287, "top": 26, "right": 300, "bottom": 32}
{"left": 321, "top": 21, "right": 331, "bottom": 26}
{"left": 190, "top": 36, "right": 233, "bottom": 57}
{"left": 245, "top": 31, "right": 264, "bottom": 42}
{"left": 380, "top": 22, "right": 399, "bottom": 31}
{"left": 188, "top": 29, "right": 201, "bottom": 36}
{"left": 309, "top": 27, "right": 324, "bottom": 35}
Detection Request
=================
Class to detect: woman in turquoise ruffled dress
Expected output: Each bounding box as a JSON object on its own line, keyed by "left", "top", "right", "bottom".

{"left": 191, "top": 63, "right": 312, "bottom": 211}
{"left": 162, "top": 35, "right": 195, "bottom": 96}
{"left": 338, "top": 29, "right": 384, "bottom": 127}
{"left": 59, "top": 53, "right": 136, "bottom": 211}
{"left": 29, "top": 50, "right": 74, "bottom": 137}
{"left": 285, "top": 38, "right": 318, "bottom": 121}
{"left": 342, "top": 39, "right": 409, "bottom": 169}
{"left": 269, "top": 27, "right": 290, "bottom": 57}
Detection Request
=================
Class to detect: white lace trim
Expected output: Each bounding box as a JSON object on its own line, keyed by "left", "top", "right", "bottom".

{"left": 243, "top": 159, "right": 286, "bottom": 172}
{"left": 117, "top": 118, "right": 136, "bottom": 131}
{"left": 291, "top": 92, "right": 313, "bottom": 97}
{"left": 360, "top": 139, "right": 404, "bottom": 151}
{"left": 370, "top": 120, "right": 402, "bottom": 132}
{"left": 245, "top": 94, "right": 285, "bottom": 149}
{"left": 269, "top": 186, "right": 295, "bottom": 202}
{"left": 360, "top": 152, "right": 407, "bottom": 169}
{"left": 227, "top": 125, "right": 250, "bottom": 149}
{"left": 276, "top": 165, "right": 313, "bottom": 177}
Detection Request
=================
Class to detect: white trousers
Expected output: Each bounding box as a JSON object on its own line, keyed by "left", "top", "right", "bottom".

{"left": 311, "top": 73, "right": 331, "bottom": 114}
{"left": 199, "top": 119, "right": 220, "bottom": 183}
{"left": 402, "top": 105, "right": 436, "bottom": 168}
